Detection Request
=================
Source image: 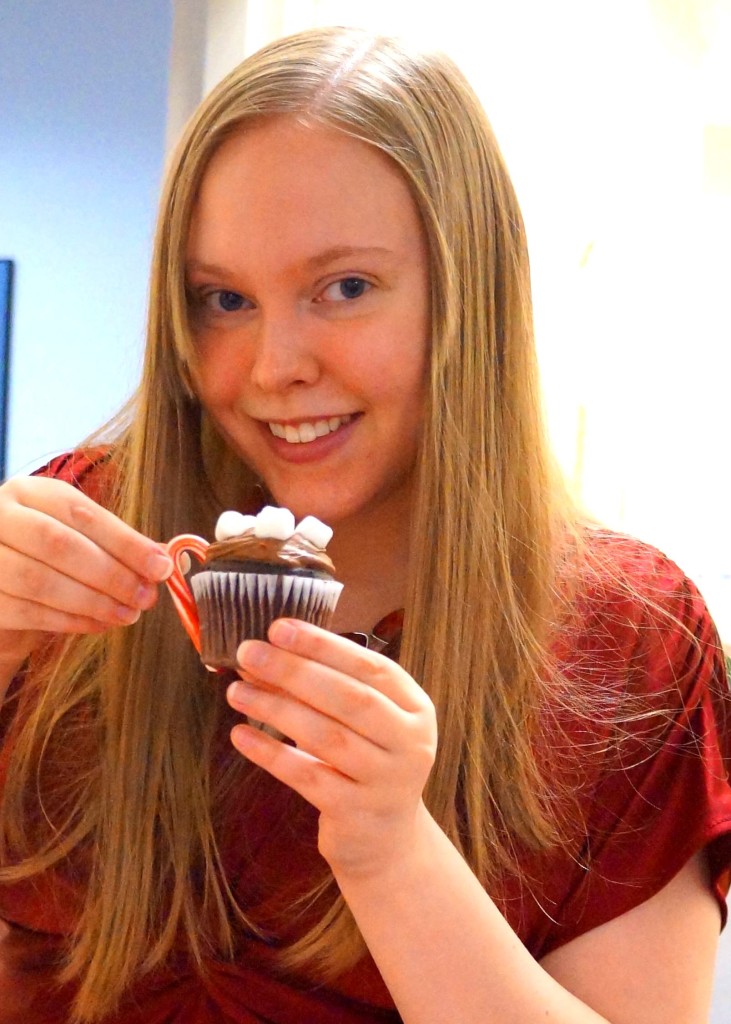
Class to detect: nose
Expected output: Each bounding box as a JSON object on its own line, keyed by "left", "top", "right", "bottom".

{"left": 249, "top": 313, "right": 321, "bottom": 394}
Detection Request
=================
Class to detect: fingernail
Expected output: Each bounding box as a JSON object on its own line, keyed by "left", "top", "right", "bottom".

{"left": 116, "top": 605, "right": 141, "bottom": 625}
{"left": 237, "top": 641, "right": 263, "bottom": 668}
{"left": 148, "top": 551, "right": 174, "bottom": 581}
{"left": 228, "top": 680, "right": 253, "bottom": 704}
{"left": 269, "top": 620, "right": 296, "bottom": 645}
{"left": 231, "top": 723, "right": 257, "bottom": 752}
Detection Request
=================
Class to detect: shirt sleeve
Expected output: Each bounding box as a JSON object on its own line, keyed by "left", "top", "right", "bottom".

{"left": 543, "top": 545, "right": 731, "bottom": 951}
{"left": 33, "top": 447, "right": 113, "bottom": 502}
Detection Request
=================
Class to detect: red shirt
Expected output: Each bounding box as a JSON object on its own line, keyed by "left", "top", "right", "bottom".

{"left": 1, "top": 450, "right": 730, "bottom": 1022}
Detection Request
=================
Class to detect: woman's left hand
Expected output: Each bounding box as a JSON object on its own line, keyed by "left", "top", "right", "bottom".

{"left": 227, "top": 618, "right": 438, "bottom": 879}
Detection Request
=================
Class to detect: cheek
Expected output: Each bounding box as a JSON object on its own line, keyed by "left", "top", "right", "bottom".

{"left": 355, "top": 304, "right": 429, "bottom": 392}
{"left": 378, "top": 329, "right": 429, "bottom": 417}
{"left": 193, "top": 337, "right": 249, "bottom": 408}
{"left": 395, "top": 297, "right": 430, "bottom": 387}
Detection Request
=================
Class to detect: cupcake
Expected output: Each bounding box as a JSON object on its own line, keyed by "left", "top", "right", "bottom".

{"left": 190, "top": 506, "right": 343, "bottom": 670}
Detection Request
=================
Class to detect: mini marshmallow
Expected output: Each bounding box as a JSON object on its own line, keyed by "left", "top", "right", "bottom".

{"left": 215, "top": 510, "right": 257, "bottom": 542}
{"left": 254, "top": 506, "right": 296, "bottom": 540}
{"left": 295, "top": 515, "right": 333, "bottom": 549}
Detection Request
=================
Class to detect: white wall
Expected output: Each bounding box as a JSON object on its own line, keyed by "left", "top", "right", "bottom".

{"left": 0, "top": 0, "right": 172, "bottom": 475}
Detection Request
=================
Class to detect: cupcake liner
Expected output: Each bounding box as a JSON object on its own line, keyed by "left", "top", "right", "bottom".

{"left": 191, "top": 570, "right": 344, "bottom": 669}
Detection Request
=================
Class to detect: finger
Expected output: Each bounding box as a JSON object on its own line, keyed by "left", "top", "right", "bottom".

{"left": 233, "top": 641, "right": 409, "bottom": 750}
{"left": 8, "top": 477, "right": 173, "bottom": 583}
{"left": 0, "top": 544, "right": 147, "bottom": 627}
{"left": 0, "top": 508, "right": 159, "bottom": 616}
{"left": 248, "top": 618, "right": 428, "bottom": 713}
{"left": 230, "top": 720, "right": 357, "bottom": 809}
{"left": 228, "top": 678, "right": 390, "bottom": 780}
{"left": 2, "top": 483, "right": 172, "bottom": 615}
{"left": 0, "top": 591, "right": 116, "bottom": 635}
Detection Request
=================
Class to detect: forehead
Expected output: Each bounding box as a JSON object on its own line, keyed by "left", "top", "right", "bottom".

{"left": 186, "top": 117, "right": 425, "bottom": 264}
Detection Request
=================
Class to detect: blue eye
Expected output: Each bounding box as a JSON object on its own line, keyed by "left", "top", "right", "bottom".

{"left": 209, "top": 290, "right": 246, "bottom": 312}
{"left": 321, "top": 277, "right": 371, "bottom": 302}
{"left": 340, "top": 278, "right": 368, "bottom": 299}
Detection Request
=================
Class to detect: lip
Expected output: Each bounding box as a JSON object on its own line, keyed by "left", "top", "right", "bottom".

{"left": 261, "top": 415, "right": 354, "bottom": 427}
{"left": 257, "top": 413, "right": 360, "bottom": 464}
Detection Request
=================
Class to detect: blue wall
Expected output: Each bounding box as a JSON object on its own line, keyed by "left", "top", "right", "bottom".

{"left": 0, "top": 0, "right": 172, "bottom": 474}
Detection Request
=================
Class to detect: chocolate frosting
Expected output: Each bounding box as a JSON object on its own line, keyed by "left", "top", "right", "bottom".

{"left": 203, "top": 532, "right": 336, "bottom": 577}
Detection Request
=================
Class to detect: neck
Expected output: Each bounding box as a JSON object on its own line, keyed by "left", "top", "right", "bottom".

{"left": 327, "top": 489, "right": 412, "bottom": 635}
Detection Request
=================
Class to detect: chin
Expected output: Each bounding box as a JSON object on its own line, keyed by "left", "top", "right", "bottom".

{"left": 271, "top": 497, "right": 344, "bottom": 527}
{"left": 265, "top": 485, "right": 360, "bottom": 529}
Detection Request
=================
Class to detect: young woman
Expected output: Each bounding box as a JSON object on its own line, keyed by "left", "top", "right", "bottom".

{"left": 0, "top": 26, "right": 729, "bottom": 1024}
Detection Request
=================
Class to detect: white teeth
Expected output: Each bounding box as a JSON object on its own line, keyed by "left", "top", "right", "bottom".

{"left": 268, "top": 414, "right": 352, "bottom": 444}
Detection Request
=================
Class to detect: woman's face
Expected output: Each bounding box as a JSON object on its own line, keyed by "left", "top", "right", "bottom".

{"left": 185, "top": 117, "right": 430, "bottom": 528}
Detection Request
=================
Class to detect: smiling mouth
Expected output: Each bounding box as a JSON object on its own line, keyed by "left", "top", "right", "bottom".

{"left": 267, "top": 414, "right": 354, "bottom": 444}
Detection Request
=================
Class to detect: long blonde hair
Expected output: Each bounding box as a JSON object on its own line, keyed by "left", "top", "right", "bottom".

{"left": 0, "top": 27, "right": 575, "bottom": 1021}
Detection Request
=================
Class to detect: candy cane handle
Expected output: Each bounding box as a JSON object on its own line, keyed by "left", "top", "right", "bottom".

{"left": 164, "top": 534, "right": 209, "bottom": 654}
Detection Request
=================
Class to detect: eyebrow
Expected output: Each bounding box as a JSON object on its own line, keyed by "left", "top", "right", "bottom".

{"left": 185, "top": 245, "right": 396, "bottom": 278}
{"left": 304, "top": 245, "right": 395, "bottom": 270}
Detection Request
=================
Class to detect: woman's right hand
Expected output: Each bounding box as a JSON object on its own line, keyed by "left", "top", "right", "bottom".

{"left": 0, "top": 476, "right": 174, "bottom": 671}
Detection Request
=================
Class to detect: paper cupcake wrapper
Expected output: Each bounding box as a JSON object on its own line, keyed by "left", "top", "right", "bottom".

{"left": 191, "top": 570, "right": 344, "bottom": 669}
